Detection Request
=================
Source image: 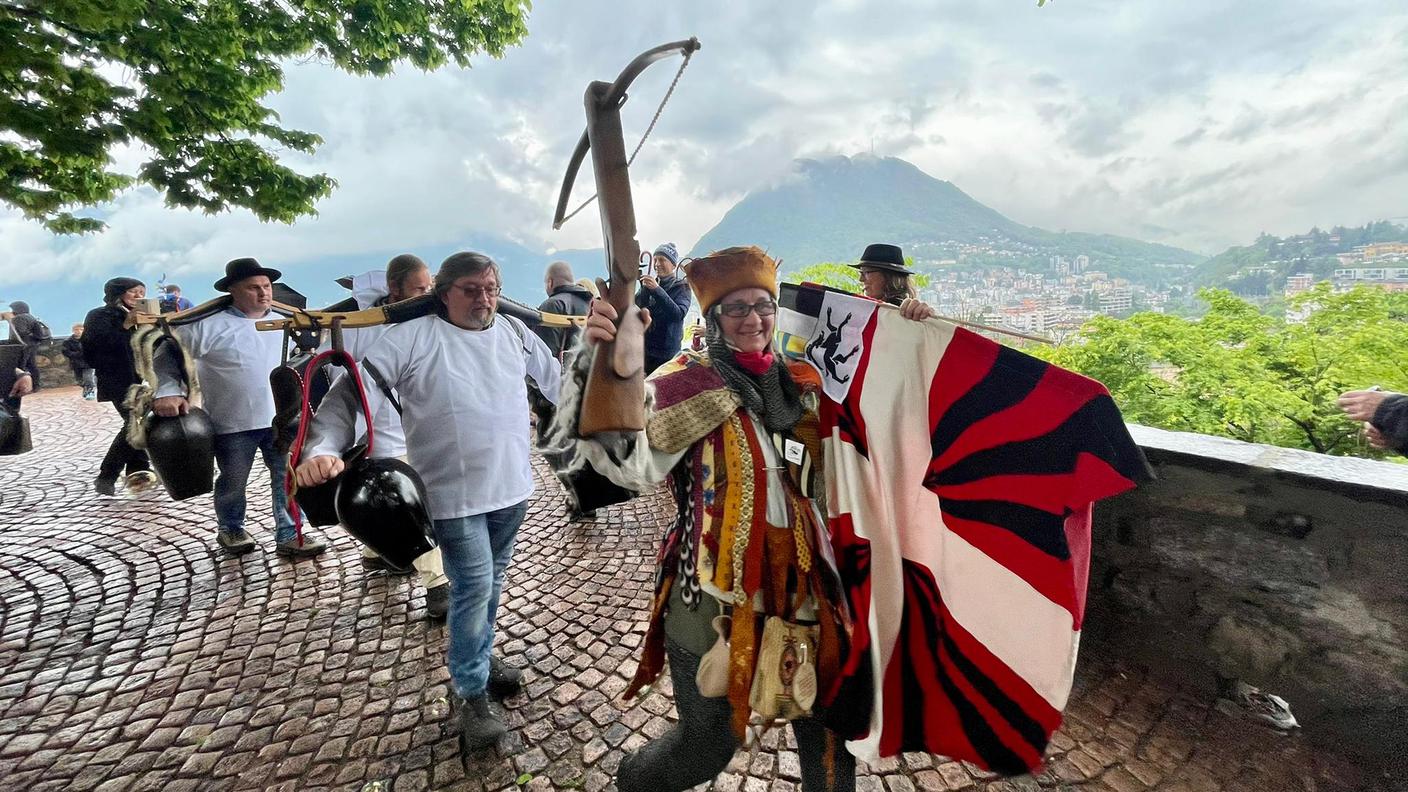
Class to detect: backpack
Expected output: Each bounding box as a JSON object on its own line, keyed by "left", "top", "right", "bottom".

{"left": 28, "top": 319, "right": 51, "bottom": 343}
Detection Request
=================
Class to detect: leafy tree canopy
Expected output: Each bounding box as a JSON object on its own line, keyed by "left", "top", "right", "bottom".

{"left": 1034, "top": 284, "right": 1408, "bottom": 458}
{"left": 1, "top": 0, "right": 531, "bottom": 233}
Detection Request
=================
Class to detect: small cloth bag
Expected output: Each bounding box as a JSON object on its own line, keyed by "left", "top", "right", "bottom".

{"left": 748, "top": 615, "right": 819, "bottom": 721}
{"left": 695, "top": 612, "right": 732, "bottom": 698}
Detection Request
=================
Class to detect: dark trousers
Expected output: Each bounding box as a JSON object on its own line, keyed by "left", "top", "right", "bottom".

{"left": 645, "top": 352, "right": 673, "bottom": 376}
{"left": 98, "top": 404, "right": 150, "bottom": 481}
{"left": 212, "top": 428, "right": 295, "bottom": 542}
{"left": 616, "top": 639, "right": 856, "bottom": 792}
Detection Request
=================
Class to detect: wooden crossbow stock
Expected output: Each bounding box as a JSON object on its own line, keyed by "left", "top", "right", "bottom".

{"left": 554, "top": 37, "right": 702, "bottom": 436}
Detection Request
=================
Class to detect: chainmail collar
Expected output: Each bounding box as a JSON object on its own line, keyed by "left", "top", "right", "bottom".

{"left": 703, "top": 318, "right": 804, "bottom": 433}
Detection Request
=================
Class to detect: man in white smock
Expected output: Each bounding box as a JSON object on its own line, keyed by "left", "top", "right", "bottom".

{"left": 295, "top": 252, "right": 561, "bottom": 751}
{"left": 334, "top": 254, "right": 452, "bottom": 619}
{"left": 152, "top": 258, "right": 329, "bottom": 558}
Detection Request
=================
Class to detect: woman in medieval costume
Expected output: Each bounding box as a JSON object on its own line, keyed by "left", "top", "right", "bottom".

{"left": 562, "top": 246, "right": 933, "bottom": 792}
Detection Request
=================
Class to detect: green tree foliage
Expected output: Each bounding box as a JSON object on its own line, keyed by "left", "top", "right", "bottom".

{"left": 1034, "top": 285, "right": 1408, "bottom": 457}
{"left": 1, "top": 0, "right": 530, "bottom": 233}
{"left": 783, "top": 261, "right": 930, "bottom": 294}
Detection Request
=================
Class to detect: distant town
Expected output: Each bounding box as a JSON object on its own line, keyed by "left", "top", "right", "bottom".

{"left": 909, "top": 236, "right": 1408, "bottom": 342}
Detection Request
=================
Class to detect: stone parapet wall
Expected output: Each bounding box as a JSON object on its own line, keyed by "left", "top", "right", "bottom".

{"left": 1089, "top": 425, "right": 1408, "bottom": 775}
{"left": 28, "top": 338, "right": 83, "bottom": 389}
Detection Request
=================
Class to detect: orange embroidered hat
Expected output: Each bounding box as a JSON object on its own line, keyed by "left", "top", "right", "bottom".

{"left": 683, "top": 246, "right": 780, "bottom": 312}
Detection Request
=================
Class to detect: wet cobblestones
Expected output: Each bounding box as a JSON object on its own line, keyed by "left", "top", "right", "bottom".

{"left": 0, "top": 389, "right": 1377, "bottom": 790}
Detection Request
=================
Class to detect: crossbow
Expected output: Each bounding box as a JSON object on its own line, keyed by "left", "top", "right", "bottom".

{"left": 554, "top": 37, "right": 701, "bottom": 436}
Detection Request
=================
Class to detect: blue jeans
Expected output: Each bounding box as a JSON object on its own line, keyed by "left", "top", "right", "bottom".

{"left": 434, "top": 501, "right": 528, "bottom": 698}
{"left": 213, "top": 428, "right": 295, "bottom": 543}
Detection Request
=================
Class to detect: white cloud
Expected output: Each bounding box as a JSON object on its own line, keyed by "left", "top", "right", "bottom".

{"left": 2, "top": 0, "right": 1405, "bottom": 293}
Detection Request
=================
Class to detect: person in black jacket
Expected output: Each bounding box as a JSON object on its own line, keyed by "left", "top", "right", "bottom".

{"left": 1339, "top": 388, "right": 1408, "bottom": 455}
{"left": 3, "top": 300, "right": 48, "bottom": 388}
{"left": 634, "top": 242, "right": 691, "bottom": 373}
{"left": 82, "top": 277, "right": 156, "bottom": 496}
{"left": 62, "top": 324, "right": 97, "bottom": 399}
{"left": 2, "top": 344, "right": 33, "bottom": 413}
{"left": 534, "top": 261, "right": 594, "bottom": 360}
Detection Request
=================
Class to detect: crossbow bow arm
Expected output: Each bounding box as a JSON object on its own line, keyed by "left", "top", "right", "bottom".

{"left": 552, "top": 37, "right": 702, "bottom": 231}
{"left": 554, "top": 37, "right": 700, "bottom": 436}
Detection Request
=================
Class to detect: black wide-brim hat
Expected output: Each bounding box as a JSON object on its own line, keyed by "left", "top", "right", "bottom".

{"left": 214, "top": 257, "right": 282, "bottom": 292}
{"left": 850, "top": 243, "right": 911, "bottom": 275}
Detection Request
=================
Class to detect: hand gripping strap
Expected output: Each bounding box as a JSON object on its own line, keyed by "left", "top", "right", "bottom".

{"left": 285, "top": 349, "right": 376, "bottom": 538}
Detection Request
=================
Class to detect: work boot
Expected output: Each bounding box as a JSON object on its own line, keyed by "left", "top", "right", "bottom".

{"left": 487, "top": 656, "right": 523, "bottom": 698}
{"left": 217, "top": 529, "right": 257, "bottom": 555}
{"left": 1216, "top": 681, "right": 1299, "bottom": 731}
{"left": 125, "top": 470, "right": 159, "bottom": 494}
{"left": 276, "top": 534, "right": 327, "bottom": 559}
{"left": 458, "top": 694, "right": 506, "bottom": 752}
{"left": 425, "top": 583, "right": 450, "bottom": 620}
{"left": 361, "top": 554, "right": 414, "bottom": 575}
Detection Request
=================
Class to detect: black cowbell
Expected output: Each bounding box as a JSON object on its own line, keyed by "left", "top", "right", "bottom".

{"left": 335, "top": 457, "right": 436, "bottom": 569}
{"left": 144, "top": 408, "right": 216, "bottom": 500}
{"left": 294, "top": 443, "right": 366, "bottom": 527}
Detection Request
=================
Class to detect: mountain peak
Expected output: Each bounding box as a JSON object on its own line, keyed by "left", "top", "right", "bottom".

{"left": 689, "top": 155, "right": 1198, "bottom": 274}
{"left": 792, "top": 153, "right": 956, "bottom": 190}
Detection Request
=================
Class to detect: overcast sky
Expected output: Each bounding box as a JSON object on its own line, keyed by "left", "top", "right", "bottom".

{"left": 2, "top": 0, "right": 1406, "bottom": 295}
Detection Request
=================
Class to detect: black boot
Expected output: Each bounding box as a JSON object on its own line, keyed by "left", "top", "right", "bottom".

{"left": 425, "top": 583, "right": 450, "bottom": 620}
{"left": 459, "top": 694, "right": 506, "bottom": 751}
{"left": 487, "top": 656, "right": 522, "bottom": 698}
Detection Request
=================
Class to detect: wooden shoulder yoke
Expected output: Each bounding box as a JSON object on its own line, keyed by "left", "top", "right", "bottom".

{"left": 249, "top": 293, "right": 586, "bottom": 334}
{"left": 122, "top": 293, "right": 584, "bottom": 334}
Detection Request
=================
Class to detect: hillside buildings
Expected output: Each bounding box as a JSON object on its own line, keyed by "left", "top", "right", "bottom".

{"left": 919, "top": 256, "right": 1173, "bottom": 342}
{"left": 1331, "top": 243, "right": 1408, "bottom": 292}
{"left": 1278, "top": 242, "right": 1408, "bottom": 293}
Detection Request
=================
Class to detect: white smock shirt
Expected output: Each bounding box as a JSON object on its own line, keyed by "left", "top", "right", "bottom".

{"left": 154, "top": 307, "right": 287, "bottom": 435}
{"left": 305, "top": 312, "right": 562, "bottom": 521}
{"left": 320, "top": 271, "right": 407, "bottom": 458}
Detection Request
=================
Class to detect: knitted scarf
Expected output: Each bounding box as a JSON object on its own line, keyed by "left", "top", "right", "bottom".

{"left": 703, "top": 317, "right": 804, "bottom": 433}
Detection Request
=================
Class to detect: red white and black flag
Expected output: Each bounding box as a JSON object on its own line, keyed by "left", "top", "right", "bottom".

{"left": 780, "top": 283, "right": 1152, "bottom": 774}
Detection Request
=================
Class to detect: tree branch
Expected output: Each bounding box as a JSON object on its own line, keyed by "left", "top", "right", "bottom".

{"left": 1285, "top": 414, "right": 1327, "bottom": 454}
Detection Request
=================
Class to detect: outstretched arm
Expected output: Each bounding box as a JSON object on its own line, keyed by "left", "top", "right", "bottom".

{"left": 557, "top": 299, "right": 685, "bottom": 491}
{"left": 1371, "top": 394, "right": 1408, "bottom": 454}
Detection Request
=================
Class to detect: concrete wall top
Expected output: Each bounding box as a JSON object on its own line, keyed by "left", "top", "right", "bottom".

{"left": 1127, "top": 423, "right": 1408, "bottom": 506}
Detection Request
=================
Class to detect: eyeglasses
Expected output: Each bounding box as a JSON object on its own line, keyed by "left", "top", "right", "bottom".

{"left": 451, "top": 285, "right": 501, "bottom": 300}
{"left": 717, "top": 300, "right": 778, "bottom": 318}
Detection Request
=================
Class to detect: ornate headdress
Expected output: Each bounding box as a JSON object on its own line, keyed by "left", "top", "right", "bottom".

{"left": 683, "top": 246, "right": 779, "bottom": 312}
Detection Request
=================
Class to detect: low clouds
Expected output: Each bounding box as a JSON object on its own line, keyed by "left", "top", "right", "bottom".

{"left": 2, "top": 0, "right": 1406, "bottom": 298}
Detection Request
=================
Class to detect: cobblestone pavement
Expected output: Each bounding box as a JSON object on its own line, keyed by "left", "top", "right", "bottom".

{"left": 0, "top": 389, "right": 1380, "bottom": 791}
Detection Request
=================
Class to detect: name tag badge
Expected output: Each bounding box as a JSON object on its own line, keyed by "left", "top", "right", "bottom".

{"left": 784, "top": 439, "right": 805, "bottom": 465}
